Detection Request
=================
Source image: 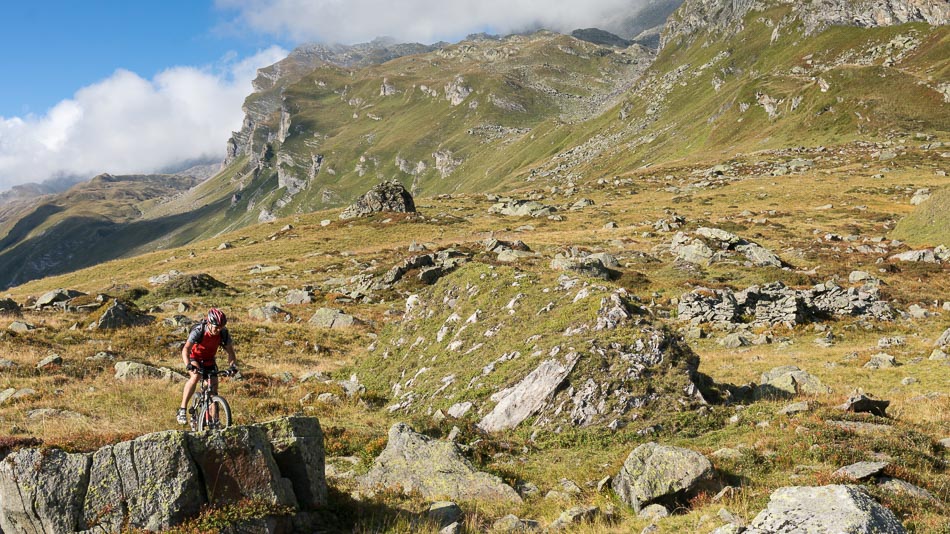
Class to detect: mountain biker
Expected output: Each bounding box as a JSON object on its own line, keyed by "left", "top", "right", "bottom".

{"left": 177, "top": 308, "right": 237, "bottom": 425}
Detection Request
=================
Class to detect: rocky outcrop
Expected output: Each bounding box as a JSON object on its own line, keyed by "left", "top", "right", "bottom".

{"left": 662, "top": 0, "right": 950, "bottom": 50}
{"left": 671, "top": 228, "right": 784, "bottom": 268}
{"left": 612, "top": 442, "right": 714, "bottom": 513}
{"left": 0, "top": 416, "right": 326, "bottom": 533}
{"left": 94, "top": 300, "right": 155, "bottom": 330}
{"left": 339, "top": 180, "right": 416, "bottom": 220}
{"left": 744, "top": 485, "right": 906, "bottom": 533}
{"left": 488, "top": 199, "right": 557, "bottom": 218}
{"left": 757, "top": 365, "right": 832, "bottom": 398}
{"left": 359, "top": 423, "right": 522, "bottom": 503}
{"left": 678, "top": 279, "right": 893, "bottom": 328}
{"left": 308, "top": 308, "right": 362, "bottom": 329}
{"left": 34, "top": 288, "right": 86, "bottom": 309}
{"left": 114, "top": 361, "right": 185, "bottom": 382}
{"left": 364, "top": 264, "right": 706, "bottom": 431}
{"left": 153, "top": 273, "right": 228, "bottom": 298}
{"left": 478, "top": 353, "right": 581, "bottom": 432}
{"left": 226, "top": 39, "right": 436, "bottom": 166}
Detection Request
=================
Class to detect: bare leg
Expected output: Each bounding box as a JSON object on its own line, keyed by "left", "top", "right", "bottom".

{"left": 181, "top": 372, "right": 199, "bottom": 409}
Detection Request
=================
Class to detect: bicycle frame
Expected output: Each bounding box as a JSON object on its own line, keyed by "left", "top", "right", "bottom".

{"left": 189, "top": 365, "right": 233, "bottom": 431}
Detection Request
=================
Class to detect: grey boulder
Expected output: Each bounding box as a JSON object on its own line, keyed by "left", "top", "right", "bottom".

{"left": 745, "top": 485, "right": 905, "bottom": 533}
{"left": 339, "top": 180, "right": 416, "bottom": 220}
{"left": 359, "top": 422, "right": 522, "bottom": 503}
{"left": 612, "top": 442, "right": 714, "bottom": 513}
{"left": 0, "top": 448, "right": 91, "bottom": 533}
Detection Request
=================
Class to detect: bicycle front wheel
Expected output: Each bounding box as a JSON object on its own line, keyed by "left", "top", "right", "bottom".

{"left": 197, "top": 395, "right": 232, "bottom": 431}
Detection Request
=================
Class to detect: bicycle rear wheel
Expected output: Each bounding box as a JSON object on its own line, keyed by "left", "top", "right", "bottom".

{"left": 197, "top": 395, "right": 232, "bottom": 431}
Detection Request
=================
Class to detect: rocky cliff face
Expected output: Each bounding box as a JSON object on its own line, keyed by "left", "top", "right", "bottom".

{"left": 225, "top": 38, "right": 437, "bottom": 167}
{"left": 662, "top": 0, "right": 950, "bottom": 49}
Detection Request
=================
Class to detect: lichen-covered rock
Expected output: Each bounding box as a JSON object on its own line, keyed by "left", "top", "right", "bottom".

{"left": 339, "top": 180, "right": 415, "bottom": 220}
{"left": 744, "top": 485, "right": 905, "bottom": 533}
{"left": 359, "top": 423, "right": 522, "bottom": 503}
{"left": 154, "top": 273, "right": 228, "bottom": 298}
{"left": 186, "top": 425, "right": 298, "bottom": 508}
{"left": 34, "top": 288, "right": 86, "bottom": 309}
{"left": 94, "top": 300, "right": 155, "bottom": 329}
{"left": 114, "top": 361, "right": 185, "bottom": 382}
{"left": 756, "top": 365, "right": 832, "bottom": 398}
{"left": 309, "top": 307, "right": 362, "bottom": 329}
{"left": 613, "top": 442, "right": 714, "bottom": 513}
{"left": 478, "top": 354, "right": 580, "bottom": 432}
{"left": 257, "top": 416, "right": 327, "bottom": 509}
{"left": 0, "top": 447, "right": 91, "bottom": 533}
{"left": 83, "top": 431, "right": 204, "bottom": 532}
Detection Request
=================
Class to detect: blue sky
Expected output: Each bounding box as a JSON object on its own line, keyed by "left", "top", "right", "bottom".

{"left": 0, "top": 0, "right": 640, "bottom": 191}
{"left": 0, "top": 2, "right": 289, "bottom": 117}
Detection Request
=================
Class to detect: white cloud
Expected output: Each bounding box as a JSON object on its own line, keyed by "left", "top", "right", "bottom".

{"left": 216, "top": 0, "right": 641, "bottom": 44}
{"left": 0, "top": 46, "right": 287, "bottom": 191}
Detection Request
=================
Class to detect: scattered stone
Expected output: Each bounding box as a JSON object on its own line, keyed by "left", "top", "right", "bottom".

{"left": 340, "top": 180, "right": 416, "bottom": 220}
{"left": 638, "top": 504, "right": 669, "bottom": 520}
{"left": 864, "top": 353, "right": 898, "bottom": 369}
{"left": 838, "top": 394, "right": 889, "bottom": 417}
{"left": 248, "top": 303, "right": 291, "bottom": 322}
{"left": 36, "top": 354, "right": 63, "bottom": 369}
{"left": 744, "top": 485, "right": 904, "bottom": 533}
{"left": 613, "top": 442, "right": 714, "bottom": 513}
{"left": 285, "top": 290, "right": 314, "bottom": 305}
{"left": 34, "top": 288, "right": 86, "bottom": 309}
{"left": 777, "top": 402, "right": 810, "bottom": 415}
{"left": 488, "top": 199, "right": 556, "bottom": 218}
{"left": 114, "top": 361, "right": 185, "bottom": 382}
{"left": 833, "top": 461, "right": 888, "bottom": 481}
{"left": 358, "top": 423, "right": 522, "bottom": 503}
{"left": 428, "top": 501, "right": 462, "bottom": 528}
{"left": 308, "top": 308, "right": 362, "bottom": 329}
{"left": 92, "top": 300, "right": 155, "bottom": 330}
{"left": 877, "top": 477, "right": 940, "bottom": 505}
{"left": 492, "top": 514, "right": 539, "bottom": 532}
{"left": 930, "top": 349, "right": 948, "bottom": 361}
{"left": 756, "top": 366, "right": 832, "bottom": 399}
{"left": 8, "top": 321, "right": 35, "bottom": 333}
{"left": 548, "top": 506, "right": 599, "bottom": 530}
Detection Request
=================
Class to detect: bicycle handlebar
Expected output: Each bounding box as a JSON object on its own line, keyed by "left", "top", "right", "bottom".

{"left": 188, "top": 364, "right": 238, "bottom": 378}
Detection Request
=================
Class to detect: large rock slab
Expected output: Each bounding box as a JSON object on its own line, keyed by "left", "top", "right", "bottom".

{"left": 339, "top": 180, "right": 416, "bottom": 220}
{"left": 478, "top": 354, "right": 580, "bottom": 433}
{"left": 83, "top": 430, "right": 205, "bottom": 532}
{"left": 34, "top": 288, "right": 85, "bottom": 308}
{"left": 745, "top": 485, "right": 905, "bottom": 533}
{"left": 186, "top": 425, "right": 298, "bottom": 508}
{"left": 114, "top": 361, "right": 185, "bottom": 382}
{"left": 308, "top": 307, "right": 362, "bottom": 329}
{"left": 258, "top": 416, "right": 327, "bottom": 509}
{"left": 359, "top": 423, "right": 522, "bottom": 503}
{"left": 0, "top": 448, "right": 91, "bottom": 533}
{"left": 612, "top": 442, "right": 714, "bottom": 513}
{"left": 94, "top": 300, "right": 155, "bottom": 329}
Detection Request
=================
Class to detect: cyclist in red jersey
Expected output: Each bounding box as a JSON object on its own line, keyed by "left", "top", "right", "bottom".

{"left": 177, "top": 308, "right": 237, "bottom": 424}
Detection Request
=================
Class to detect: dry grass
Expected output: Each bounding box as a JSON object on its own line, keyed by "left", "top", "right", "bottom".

{"left": 1, "top": 140, "right": 948, "bottom": 531}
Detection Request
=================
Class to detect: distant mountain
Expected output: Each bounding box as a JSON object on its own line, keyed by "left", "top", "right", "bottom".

{"left": 1, "top": 0, "right": 947, "bottom": 290}
{"left": 571, "top": 28, "right": 632, "bottom": 48}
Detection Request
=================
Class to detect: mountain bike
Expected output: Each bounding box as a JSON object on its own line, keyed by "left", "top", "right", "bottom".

{"left": 188, "top": 364, "right": 237, "bottom": 431}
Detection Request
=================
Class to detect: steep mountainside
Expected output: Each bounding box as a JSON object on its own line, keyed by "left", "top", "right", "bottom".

{"left": 0, "top": 172, "right": 205, "bottom": 289}
{"left": 0, "top": 0, "right": 946, "bottom": 289}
